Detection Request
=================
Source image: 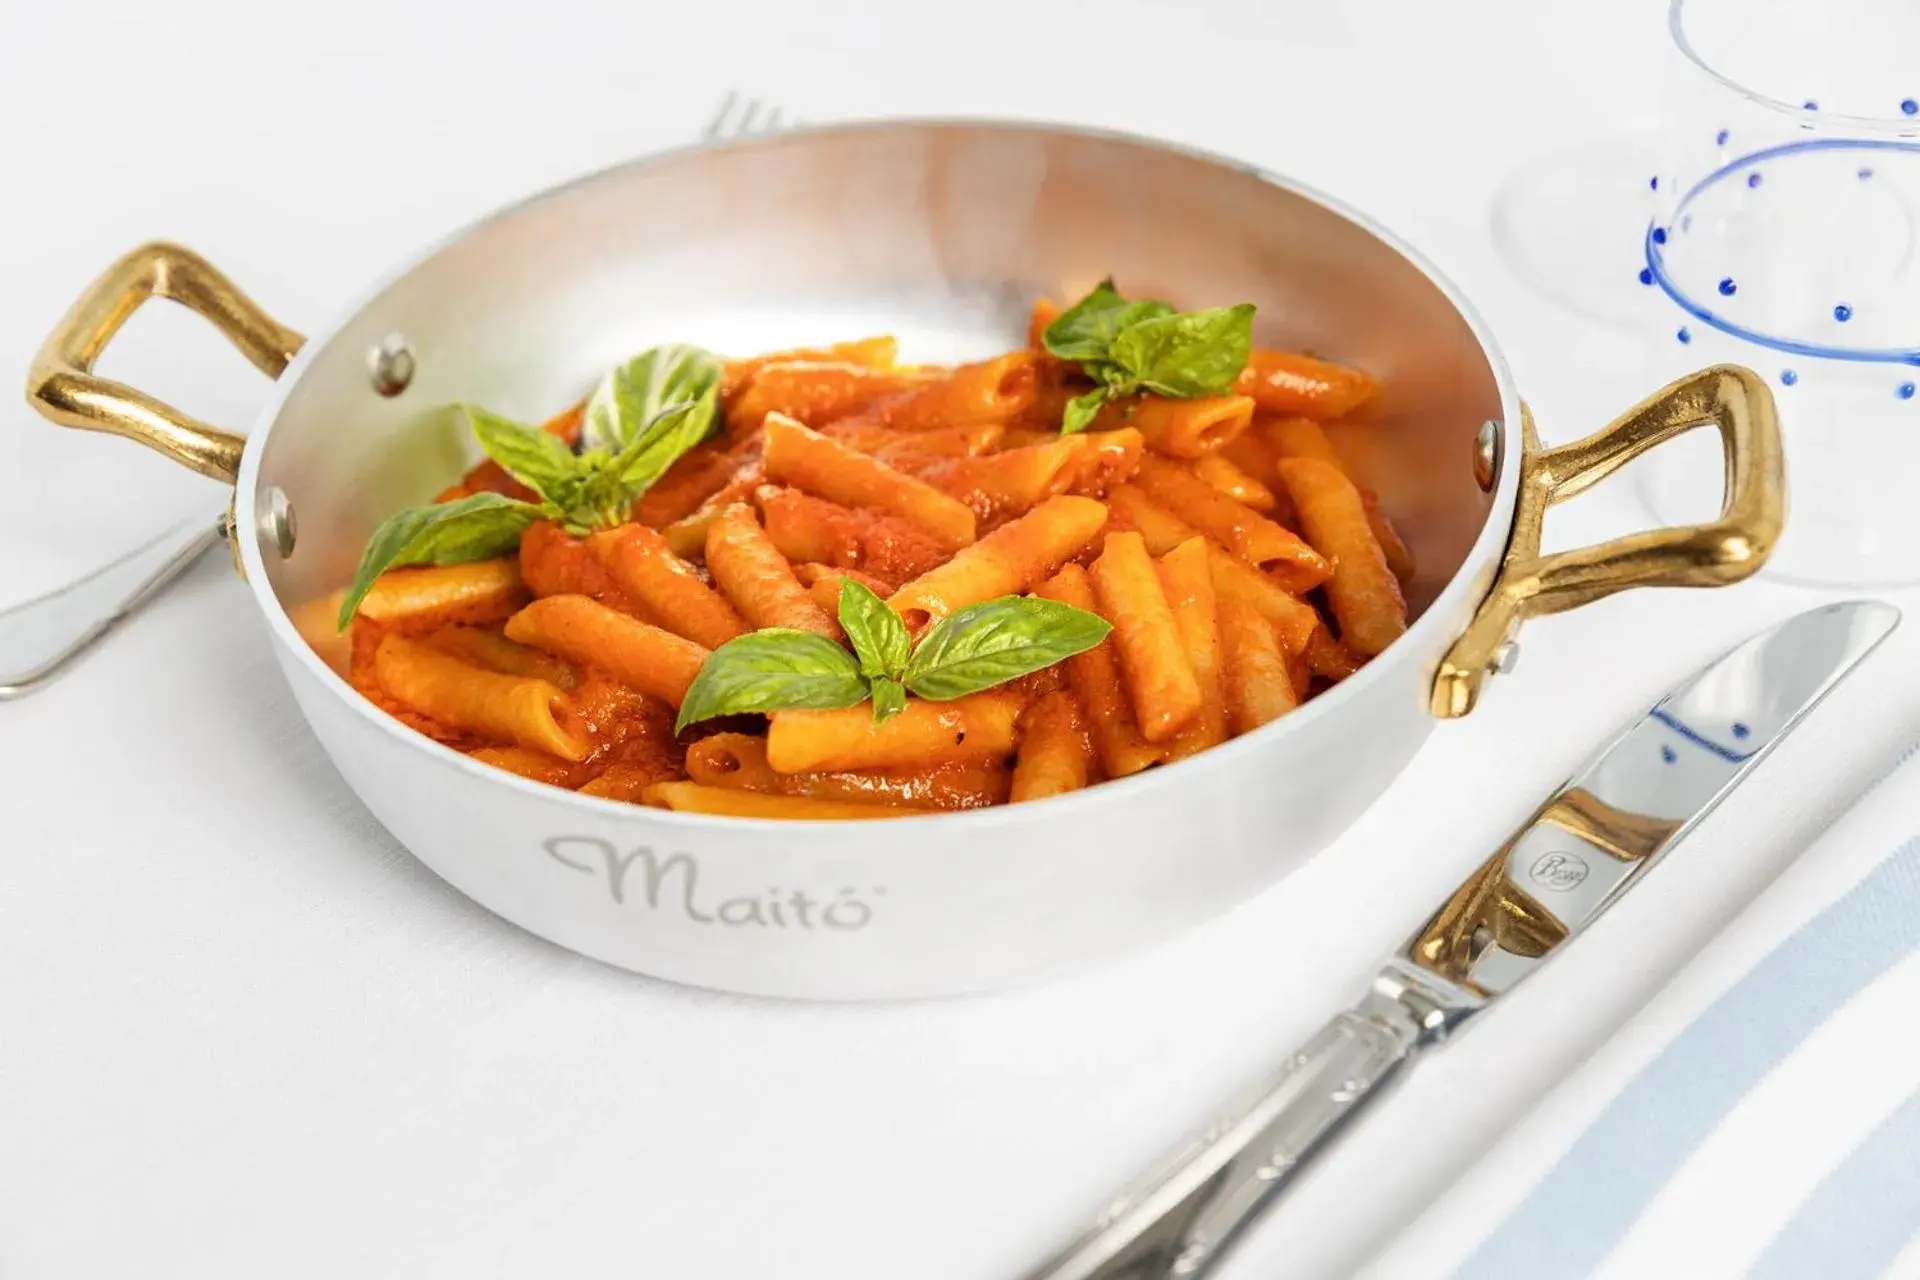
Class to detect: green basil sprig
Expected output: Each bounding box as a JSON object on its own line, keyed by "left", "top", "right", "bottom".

{"left": 336, "top": 344, "right": 724, "bottom": 630}
{"left": 674, "top": 580, "right": 1111, "bottom": 732}
{"left": 1042, "top": 279, "right": 1256, "bottom": 433}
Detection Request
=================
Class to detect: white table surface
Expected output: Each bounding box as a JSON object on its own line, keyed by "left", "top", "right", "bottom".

{"left": 4, "top": 3, "right": 1917, "bottom": 1277}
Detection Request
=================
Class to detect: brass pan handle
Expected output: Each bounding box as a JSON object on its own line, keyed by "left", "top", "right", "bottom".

{"left": 24, "top": 241, "right": 305, "bottom": 484}
{"left": 1432, "top": 365, "right": 1786, "bottom": 718}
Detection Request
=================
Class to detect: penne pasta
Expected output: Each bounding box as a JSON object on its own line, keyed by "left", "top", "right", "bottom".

{"left": 580, "top": 764, "right": 672, "bottom": 803}
{"left": 756, "top": 485, "right": 952, "bottom": 585}
{"left": 877, "top": 352, "right": 1039, "bottom": 429}
{"left": 331, "top": 289, "right": 1410, "bottom": 816}
{"left": 1260, "top": 413, "right": 1342, "bottom": 463}
{"left": 1100, "top": 487, "right": 1317, "bottom": 651}
{"left": 1091, "top": 531, "right": 1203, "bottom": 743}
{"left": 643, "top": 781, "right": 927, "bottom": 820}
{"left": 822, "top": 420, "right": 1006, "bottom": 464}
{"left": 916, "top": 435, "right": 1090, "bottom": 517}
{"left": 542, "top": 402, "right": 586, "bottom": 446}
{"left": 887, "top": 494, "right": 1109, "bottom": 630}
{"left": 353, "top": 559, "right": 530, "bottom": 630}
{"left": 705, "top": 503, "right": 842, "bottom": 639}
{"left": 761, "top": 413, "right": 978, "bottom": 551}
{"left": 433, "top": 459, "right": 537, "bottom": 505}
{"left": 1206, "top": 547, "right": 1321, "bottom": 654}
{"left": 660, "top": 465, "right": 767, "bottom": 558}
{"left": 468, "top": 745, "right": 596, "bottom": 789}
{"left": 1128, "top": 394, "right": 1255, "bottom": 457}
{"left": 588, "top": 523, "right": 746, "bottom": 650}
{"left": 1020, "top": 379, "right": 1079, "bottom": 434}
{"left": 792, "top": 563, "right": 897, "bottom": 617}
{"left": 732, "top": 360, "right": 934, "bottom": 428}
{"left": 1219, "top": 425, "right": 1281, "bottom": 488}
{"left": 1010, "top": 690, "right": 1097, "bottom": 802}
{"left": 416, "top": 625, "right": 578, "bottom": 688}
{"left": 1066, "top": 426, "right": 1146, "bottom": 496}
{"left": 1235, "top": 349, "right": 1379, "bottom": 419}
{"left": 684, "top": 733, "right": 1008, "bottom": 810}
{"left": 1275, "top": 458, "right": 1408, "bottom": 656}
{"left": 722, "top": 336, "right": 898, "bottom": 403}
{"left": 1359, "top": 488, "right": 1417, "bottom": 585}
{"left": 504, "top": 595, "right": 709, "bottom": 707}
{"left": 1302, "top": 625, "right": 1367, "bottom": 683}
{"left": 766, "top": 691, "right": 1024, "bottom": 773}
{"left": 1217, "top": 598, "right": 1298, "bottom": 734}
{"left": 1192, "top": 453, "right": 1277, "bottom": 512}
{"left": 1037, "top": 564, "right": 1166, "bottom": 777}
{"left": 1156, "top": 538, "right": 1227, "bottom": 759}
{"left": 519, "top": 521, "right": 645, "bottom": 615}
{"left": 636, "top": 445, "right": 739, "bottom": 528}
{"left": 374, "top": 634, "right": 591, "bottom": 761}
{"left": 1104, "top": 483, "right": 1203, "bottom": 556}
{"left": 1131, "top": 455, "right": 1330, "bottom": 591}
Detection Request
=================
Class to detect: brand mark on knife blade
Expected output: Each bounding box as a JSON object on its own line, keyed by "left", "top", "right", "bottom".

{"left": 1527, "top": 850, "right": 1591, "bottom": 892}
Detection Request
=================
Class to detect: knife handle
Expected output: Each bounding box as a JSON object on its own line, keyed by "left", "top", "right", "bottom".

{"left": 1023, "top": 991, "right": 1424, "bottom": 1280}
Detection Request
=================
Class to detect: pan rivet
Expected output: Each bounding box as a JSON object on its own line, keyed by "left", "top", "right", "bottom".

{"left": 368, "top": 333, "right": 415, "bottom": 397}
{"left": 1474, "top": 420, "right": 1502, "bottom": 491}
{"left": 1490, "top": 641, "right": 1520, "bottom": 675}
{"left": 259, "top": 486, "right": 297, "bottom": 559}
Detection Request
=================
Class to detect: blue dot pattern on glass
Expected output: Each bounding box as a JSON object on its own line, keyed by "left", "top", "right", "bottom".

{"left": 1804, "top": 100, "right": 1820, "bottom": 110}
{"left": 1748, "top": 172, "right": 1764, "bottom": 188}
{"left": 1781, "top": 369, "right": 1799, "bottom": 386}
{"left": 1652, "top": 227, "right": 1668, "bottom": 244}
{"left": 1732, "top": 723, "right": 1751, "bottom": 739}
{"left": 1719, "top": 277, "right": 1738, "bottom": 296}
{"left": 1861, "top": 167, "right": 1876, "bottom": 180}
{"left": 1661, "top": 745, "right": 1678, "bottom": 764}
{"left": 1835, "top": 303, "right": 1854, "bottom": 322}
{"left": 1650, "top": 175, "right": 1660, "bottom": 191}
{"left": 1901, "top": 382, "right": 1917, "bottom": 401}
{"left": 1677, "top": 327, "right": 1692, "bottom": 344}
{"left": 1904, "top": 99, "right": 1919, "bottom": 116}
{"left": 1639, "top": 267, "right": 1654, "bottom": 286}
{"left": 1716, "top": 128, "right": 1730, "bottom": 145}
{"left": 1637, "top": 141, "right": 1920, "bottom": 369}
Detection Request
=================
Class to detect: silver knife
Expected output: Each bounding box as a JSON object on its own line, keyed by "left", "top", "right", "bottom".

{"left": 1023, "top": 599, "right": 1901, "bottom": 1280}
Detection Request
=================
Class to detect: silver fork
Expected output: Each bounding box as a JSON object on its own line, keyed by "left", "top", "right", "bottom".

{"left": 0, "top": 91, "right": 794, "bottom": 700}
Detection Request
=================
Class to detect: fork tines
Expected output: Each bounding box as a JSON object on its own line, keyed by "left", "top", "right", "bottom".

{"left": 702, "top": 91, "right": 799, "bottom": 141}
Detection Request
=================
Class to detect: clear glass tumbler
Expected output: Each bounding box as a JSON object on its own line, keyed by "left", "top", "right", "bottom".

{"left": 1637, "top": 0, "right": 1920, "bottom": 587}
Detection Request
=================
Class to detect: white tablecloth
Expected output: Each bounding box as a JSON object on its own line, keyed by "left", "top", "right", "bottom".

{"left": 5, "top": 3, "right": 1917, "bottom": 1277}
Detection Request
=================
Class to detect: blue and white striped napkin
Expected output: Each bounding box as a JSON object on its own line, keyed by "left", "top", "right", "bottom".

{"left": 1367, "top": 742, "right": 1920, "bottom": 1280}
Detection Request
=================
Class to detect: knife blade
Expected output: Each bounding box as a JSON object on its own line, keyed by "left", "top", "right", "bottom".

{"left": 1022, "top": 600, "right": 1901, "bottom": 1280}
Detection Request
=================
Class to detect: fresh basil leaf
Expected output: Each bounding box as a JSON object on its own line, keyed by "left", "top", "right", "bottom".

{"left": 336, "top": 492, "right": 547, "bottom": 630}
{"left": 903, "top": 595, "right": 1112, "bottom": 701}
{"left": 1106, "top": 303, "right": 1255, "bottom": 397}
{"left": 868, "top": 674, "right": 907, "bottom": 724}
{"left": 610, "top": 391, "right": 720, "bottom": 497}
{"left": 1060, "top": 385, "right": 1112, "bottom": 435}
{"left": 674, "top": 629, "right": 870, "bottom": 732}
{"left": 464, "top": 404, "right": 581, "bottom": 502}
{"left": 837, "top": 578, "right": 910, "bottom": 681}
{"left": 583, "top": 343, "right": 725, "bottom": 453}
{"left": 549, "top": 449, "right": 633, "bottom": 535}
{"left": 1042, "top": 280, "right": 1174, "bottom": 362}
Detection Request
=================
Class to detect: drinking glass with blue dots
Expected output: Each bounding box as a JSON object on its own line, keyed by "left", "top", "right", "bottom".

{"left": 1636, "top": 0, "right": 1920, "bottom": 586}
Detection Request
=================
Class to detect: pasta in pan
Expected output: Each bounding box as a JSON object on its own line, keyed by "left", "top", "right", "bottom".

{"left": 310, "top": 280, "right": 1410, "bottom": 819}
